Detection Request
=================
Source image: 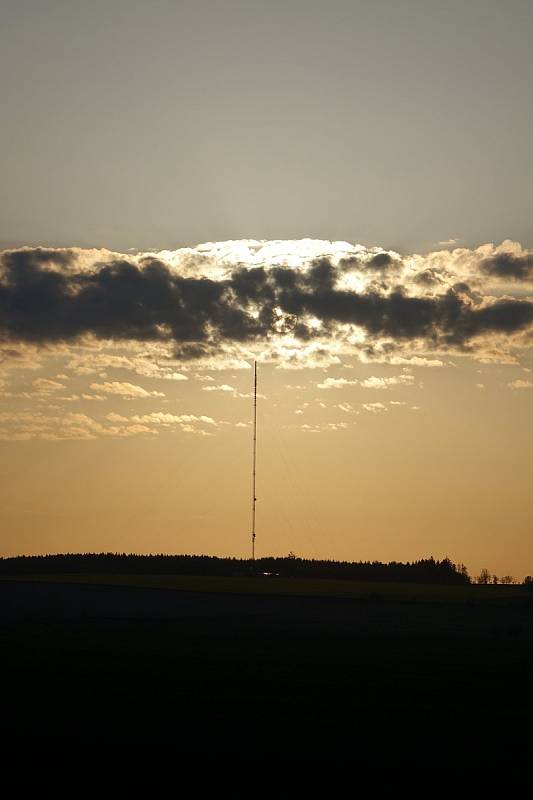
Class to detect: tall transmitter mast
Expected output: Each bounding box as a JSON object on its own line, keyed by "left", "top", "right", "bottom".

{"left": 251, "top": 360, "right": 257, "bottom": 562}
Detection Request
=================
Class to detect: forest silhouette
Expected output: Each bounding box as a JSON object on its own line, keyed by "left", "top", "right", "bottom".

{"left": 0, "top": 552, "right": 471, "bottom": 584}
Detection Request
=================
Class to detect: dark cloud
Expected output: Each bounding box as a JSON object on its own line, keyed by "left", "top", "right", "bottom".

{"left": 339, "top": 252, "right": 397, "bottom": 272}
{"left": 1, "top": 249, "right": 533, "bottom": 354}
{"left": 1, "top": 247, "right": 74, "bottom": 272}
{"left": 480, "top": 253, "right": 533, "bottom": 281}
{"left": 305, "top": 258, "right": 338, "bottom": 290}
{"left": 173, "top": 342, "right": 211, "bottom": 361}
{"left": 366, "top": 252, "right": 395, "bottom": 270}
{"left": 413, "top": 268, "right": 443, "bottom": 287}
{"left": 337, "top": 256, "right": 360, "bottom": 272}
{"left": 0, "top": 250, "right": 261, "bottom": 345}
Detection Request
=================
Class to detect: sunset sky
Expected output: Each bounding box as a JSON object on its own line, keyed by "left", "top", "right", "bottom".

{"left": 1, "top": 2, "right": 532, "bottom": 577}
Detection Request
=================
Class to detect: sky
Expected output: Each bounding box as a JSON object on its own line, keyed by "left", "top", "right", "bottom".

{"left": 2, "top": 0, "right": 533, "bottom": 252}
{"left": 1, "top": 2, "right": 532, "bottom": 577}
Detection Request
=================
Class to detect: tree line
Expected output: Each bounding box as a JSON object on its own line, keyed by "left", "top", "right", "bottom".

{"left": 0, "top": 552, "right": 474, "bottom": 585}
{"left": 473, "top": 568, "right": 519, "bottom": 585}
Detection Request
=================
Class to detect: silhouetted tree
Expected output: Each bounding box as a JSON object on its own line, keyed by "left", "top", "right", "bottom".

{"left": 475, "top": 568, "right": 492, "bottom": 585}
{"left": 500, "top": 575, "right": 516, "bottom": 585}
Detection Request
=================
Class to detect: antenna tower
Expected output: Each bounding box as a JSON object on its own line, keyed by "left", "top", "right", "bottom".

{"left": 251, "top": 360, "right": 257, "bottom": 562}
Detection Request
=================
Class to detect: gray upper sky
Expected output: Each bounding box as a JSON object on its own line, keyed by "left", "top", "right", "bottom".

{"left": 1, "top": 0, "right": 532, "bottom": 253}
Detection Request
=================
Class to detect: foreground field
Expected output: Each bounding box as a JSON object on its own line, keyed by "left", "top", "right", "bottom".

{"left": 2, "top": 578, "right": 532, "bottom": 762}
{"left": 0, "top": 571, "right": 526, "bottom": 604}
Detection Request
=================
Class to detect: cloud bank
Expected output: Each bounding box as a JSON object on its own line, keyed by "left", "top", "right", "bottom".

{"left": 1, "top": 240, "right": 533, "bottom": 367}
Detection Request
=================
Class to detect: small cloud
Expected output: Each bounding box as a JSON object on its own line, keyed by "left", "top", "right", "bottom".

{"left": 90, "top": 381, "right": 165, "bottom": 399}
{"left": 131, "top": 411, "right": 217, "bottom": 427}
{"left": 202, "top": 384, "right": 235, "bottom": 393}
{"left": 105, "top": 410, "right": 217, "bottom": 436}
{"left": 106, "top": 412, "right": 129, "bottom": 423}
{"left": 318, "top": 374, "right": 415, "bottom": 391}
{"left": 162, "top": 372, "right": 188, "bottom": 381}
{"left": 360, "top": 374, "right": 415, "bottom": 389}
{"left": 124, "top": 424, "right": 154, "bottom": 435}
{"left": 338, "top": 402, "right": 358, "bottom": 414}
{"left": 202, "top": 383, "right": 263, "bottom": 399}
{"left": 360, "top": 376, "right": 388, "bottom": 390}
{"left": 362, "top": 402, "right": 388, "bottom": 413}
{"left": 32, "top": 378, "right": 65, "bottom": 393}
{"left": 317, "top": 377, "right": 358, "bottom": 390}
{"left": 386, "top": 356, "right": 444, "bottom": 368}
{"left": 300, "top": 421, "right": 350, "bottom": 434}
{"left": 508, "top": 379, "right": 533, "bottom": 390}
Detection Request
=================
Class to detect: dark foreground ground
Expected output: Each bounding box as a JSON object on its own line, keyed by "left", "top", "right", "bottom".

{"left": 2, "top": 578, "right": 533, "bottom": 764}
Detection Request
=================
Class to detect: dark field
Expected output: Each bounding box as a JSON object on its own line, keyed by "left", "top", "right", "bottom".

{"left": 2, "top": 576, "right": 533, "bottom": 762}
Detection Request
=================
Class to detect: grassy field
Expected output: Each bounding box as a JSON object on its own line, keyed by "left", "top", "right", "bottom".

{"left": 2, "top": 573, "right": 532, "bottom": 757}
{"left": 0, "top": 571, "right": 526, "bottom": 604}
